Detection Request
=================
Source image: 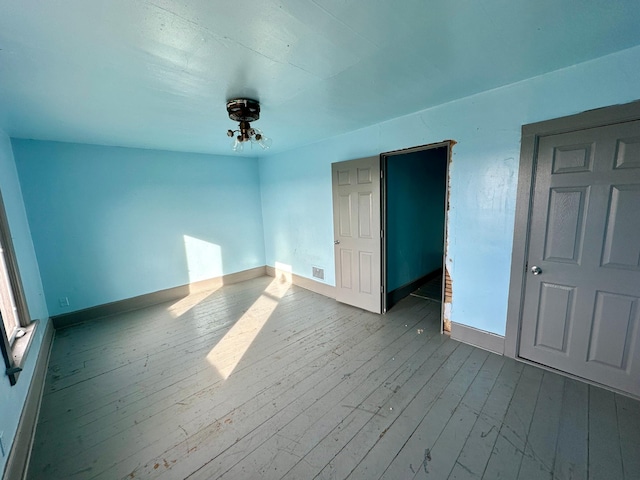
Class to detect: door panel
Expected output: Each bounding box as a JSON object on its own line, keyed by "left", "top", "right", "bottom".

{"left": 340, "top": 250, "right": 353, "bottom": 289}
{"left": 544, "top": 187, "right": 588, "bottom": 263}
{"left": 332, "top": 157, "right": 381, "bottom": 313}
{"left": 535, "top": 282, "right": 574, "bottom": 353}
{"left": 338, "top": 194, "right": 352, "bottom": 236}
{"left": 551, "top": 142, "right": 594, "bottom": 174}
{"left": 359, "top": 251, "right": 373, "bottom": 294}
{"left": 587, "top": 291, "right": 638, "bottom": 369}
{"left": 601, "top": 185, "right": 640, "bottom": 269}
{"left": 519, "top": 120, "right": 640, "bottom": 396}
{"left": 615, "top": 136, "right": 640, "bottom": 169}
{"left": 358, "top": 192, "right": 372, "bottom": 237}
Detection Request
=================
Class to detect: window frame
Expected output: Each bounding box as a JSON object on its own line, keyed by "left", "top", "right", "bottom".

{"left": 0, "top": 247, "right": 21, "bottom": 344}
{"left": 0, "top": 189, "right": 32, "bottom": 385}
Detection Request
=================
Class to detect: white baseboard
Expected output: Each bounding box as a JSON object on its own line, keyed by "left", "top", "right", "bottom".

{"left": 266, "top": 266, "right": 335, "bottom": 299}
{"left": 451, "top": 322, "right": 505, "bottom": 355}
{"left": 188, "top": 266, "right": 267, "bottom": 293}
{"left": 52, "top": 266, "right": 268, "bottom": 328}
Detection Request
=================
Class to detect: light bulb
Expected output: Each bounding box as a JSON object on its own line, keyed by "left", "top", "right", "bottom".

{"left": 232, "top": 137, "right": 244, "bottom": 152}
{"left": 257, "top": 134, "right": 272, "bottom": 150}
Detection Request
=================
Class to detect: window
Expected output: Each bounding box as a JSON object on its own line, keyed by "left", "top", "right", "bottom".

{"left": 0, "top": 244, "right": 21, "bottom": 343}
{"left": 0, "top": 189, "right": 32, "bottom": 385}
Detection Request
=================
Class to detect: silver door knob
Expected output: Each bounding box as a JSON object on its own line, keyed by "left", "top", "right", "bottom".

{"left": 531, "top": 265, "right": 542, "bottom": 275}
{"left": 334, "top": 240, "right": 340, "bottom": 245}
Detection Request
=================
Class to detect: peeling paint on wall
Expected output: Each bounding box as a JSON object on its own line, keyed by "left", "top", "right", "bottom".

{"left": 443, "top": 267, "right": 453, "bottom": 332}
{"left": 443, "top": 141, "right": 454, "bottom": 333}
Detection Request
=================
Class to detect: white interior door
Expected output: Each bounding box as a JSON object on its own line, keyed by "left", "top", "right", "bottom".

{"left": 332, "top": 156, "right": 381, "bottom": 314}
{"left": 519, "top": 119, "right": 640, "bottom": 396}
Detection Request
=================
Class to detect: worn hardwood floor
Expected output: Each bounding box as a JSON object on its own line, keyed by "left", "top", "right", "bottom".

{"left": 27, "top": 276, "right": 640, "bottom": 480}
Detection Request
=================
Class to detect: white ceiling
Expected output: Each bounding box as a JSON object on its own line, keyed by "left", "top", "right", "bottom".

{"left": 1, "top": 0, "right": 640, "bottom": 156}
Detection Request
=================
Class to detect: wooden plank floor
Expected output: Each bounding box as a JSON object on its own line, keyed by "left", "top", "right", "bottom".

{"left": 27, "top": 276, "right": 640, "bottom": 480}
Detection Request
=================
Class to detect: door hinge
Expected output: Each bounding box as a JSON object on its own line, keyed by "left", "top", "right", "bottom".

{"left": 380, "top": 229, "right": 384, "bottom": 239}
{"left": 380, "top": 169, "right": 384, "bottom": 179}
{"left": 380, "top": 285, "right": 384, "bottom": 293}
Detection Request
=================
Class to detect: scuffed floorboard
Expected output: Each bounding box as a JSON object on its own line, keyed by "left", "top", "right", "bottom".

{"left": 27, "top": 276, "right": 640, "bottom": 480}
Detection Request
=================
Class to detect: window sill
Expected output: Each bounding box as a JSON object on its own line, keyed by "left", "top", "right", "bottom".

{"left": 7, "top": 320, "right": 38, "bottom": 385}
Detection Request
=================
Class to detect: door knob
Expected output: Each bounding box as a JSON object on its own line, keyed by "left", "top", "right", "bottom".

{"left": 334, "top": 240, "right": 340, "bottom": 245}
{"left": 531, "top": 265, "right": 542, "bottom": 275}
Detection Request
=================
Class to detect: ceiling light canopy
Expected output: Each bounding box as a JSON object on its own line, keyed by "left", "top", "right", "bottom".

{"left": 226, "top": 98, "right": 272, "bottom": 152}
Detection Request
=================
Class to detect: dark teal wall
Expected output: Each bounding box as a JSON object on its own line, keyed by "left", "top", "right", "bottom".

{"left": 386, "top": 147, "right": 447, "bottom": 291}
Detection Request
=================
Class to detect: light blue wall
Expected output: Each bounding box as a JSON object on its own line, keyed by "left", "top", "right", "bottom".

{"left": 386, "top": 148, "right": 447, "bottom": 292}
{"left": 0, "top": 131, "right": 49, "bottom": 475}
{"left": 259, "top": 146, "right": 336, "bottom": 284}
{"left": 13, "top": 141, "right": 265, "bottom": 316}
{"left": 260, "top": 44, "right": 640, "bottom": 335}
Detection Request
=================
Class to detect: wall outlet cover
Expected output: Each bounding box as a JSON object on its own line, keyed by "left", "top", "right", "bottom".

{"left": 312, "top": 267, "right": 324, "bottom": 280}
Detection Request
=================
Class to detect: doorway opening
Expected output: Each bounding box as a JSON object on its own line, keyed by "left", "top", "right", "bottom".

{"left": 382, "top": 141, "right": 452, "bottom": 333}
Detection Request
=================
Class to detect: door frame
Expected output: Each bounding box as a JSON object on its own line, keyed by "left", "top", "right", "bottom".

{"left": 381, "top": 140, "right": 453, "bottom": 333}
{"left": 505, "top": 100, "right": 640, "bottom": 360}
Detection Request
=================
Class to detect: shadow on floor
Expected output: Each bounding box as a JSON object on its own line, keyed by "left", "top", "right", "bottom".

{"left": 411, "top": 274, "right": 442, "bottom": 302}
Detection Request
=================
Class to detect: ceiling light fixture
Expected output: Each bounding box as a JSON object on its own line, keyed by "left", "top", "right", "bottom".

{"left": 226, "top": 98, "right": 272, "bottom": 152}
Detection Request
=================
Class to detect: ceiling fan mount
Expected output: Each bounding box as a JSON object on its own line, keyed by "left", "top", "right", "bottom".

{"left": 226, "top": 98, "right": 260, "bottom": 122}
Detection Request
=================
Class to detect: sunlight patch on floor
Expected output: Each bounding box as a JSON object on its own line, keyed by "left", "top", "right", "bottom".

{"left": 207, "top": 273, "right": 291, "bottom": 379}
{"left": 168, "top": 288, "right": 220, "bottom": 318}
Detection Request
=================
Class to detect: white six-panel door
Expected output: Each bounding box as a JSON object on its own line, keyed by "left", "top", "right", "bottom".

{"left": 332, "top": 157, "right": 381, "bottom": 314}
{"left": 519, "top": 120, "right": 640, "bottom": 396}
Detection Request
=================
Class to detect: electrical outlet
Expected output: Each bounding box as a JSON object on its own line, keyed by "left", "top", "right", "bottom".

{"left": 59, "top": 297, "right": 70, "bottom": 307}
{"left": 0, "top": 431, "right": 5, "bottom": 457}
{"left": 312, "top": 267, "right": 324, "bottom": 280}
